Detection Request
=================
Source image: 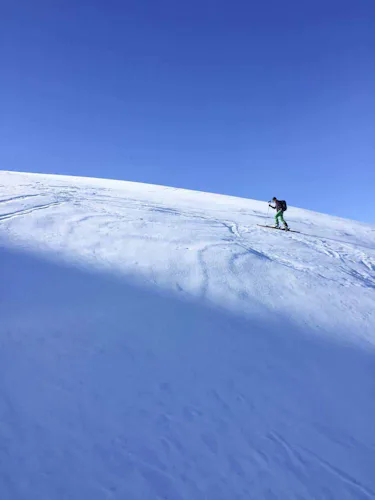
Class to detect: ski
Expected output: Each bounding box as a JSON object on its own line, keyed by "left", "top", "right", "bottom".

{"left": 257, "top": 225, "right": 300, "bottom": 233}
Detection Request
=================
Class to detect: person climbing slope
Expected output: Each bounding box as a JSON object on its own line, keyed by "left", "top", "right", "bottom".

{"left": 269, "top": 197, "right": 289, "bottom": 230}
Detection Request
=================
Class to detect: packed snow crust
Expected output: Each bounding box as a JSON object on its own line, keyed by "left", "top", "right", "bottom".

{"left": 1, "top": 170, "right": 375, "bottom": 499}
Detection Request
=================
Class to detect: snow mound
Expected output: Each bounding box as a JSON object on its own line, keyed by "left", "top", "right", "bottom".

{"left": 1, "top": 170, "right": 375, "bottom": 499}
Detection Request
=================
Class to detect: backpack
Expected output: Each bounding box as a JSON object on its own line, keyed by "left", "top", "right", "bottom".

{"left": 280, "top": 200, "right": 287, "bottom": 211}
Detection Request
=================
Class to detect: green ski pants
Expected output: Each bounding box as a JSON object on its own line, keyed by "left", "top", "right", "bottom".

{"left": 275, "top": 210, "right": 287, "bottom": 226}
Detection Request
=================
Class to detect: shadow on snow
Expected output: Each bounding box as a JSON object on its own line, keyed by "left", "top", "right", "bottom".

{"left": 1, "top": 244, "right": 374, "bottom": 500}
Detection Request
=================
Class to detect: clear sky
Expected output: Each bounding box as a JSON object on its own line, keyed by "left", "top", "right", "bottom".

{"left": 1, "top": 0, "right": 375, "bottom": 222}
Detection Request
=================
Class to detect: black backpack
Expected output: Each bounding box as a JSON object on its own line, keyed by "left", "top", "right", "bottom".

{"left": 280, "top": 200, "right": 287, "bottom": 211}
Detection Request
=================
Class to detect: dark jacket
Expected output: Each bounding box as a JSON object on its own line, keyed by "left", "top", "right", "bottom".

{"left": 270, "top": 200, "right": 284, "bottom": 212}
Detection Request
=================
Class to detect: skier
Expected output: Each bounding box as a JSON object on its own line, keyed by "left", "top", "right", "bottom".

{"left": 269, "top": 197, "right": 289, "bottom": 230}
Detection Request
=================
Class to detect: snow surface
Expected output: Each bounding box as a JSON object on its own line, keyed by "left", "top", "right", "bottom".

{"left": 1, "top": 170, "right": 375, "bottom": 500}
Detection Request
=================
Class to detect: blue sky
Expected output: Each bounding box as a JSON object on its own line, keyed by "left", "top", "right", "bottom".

{"left": 2, "top": 1, "right": 375, "bottom": 222}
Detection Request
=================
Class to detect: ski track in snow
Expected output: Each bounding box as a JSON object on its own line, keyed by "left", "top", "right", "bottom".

{"left": 1, "top": 171, "right": 375, "bottom": 500}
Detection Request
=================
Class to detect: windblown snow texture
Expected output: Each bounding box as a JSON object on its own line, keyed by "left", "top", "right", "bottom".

{"left": 1, "top": 171, "right": 375, "bottom": 500}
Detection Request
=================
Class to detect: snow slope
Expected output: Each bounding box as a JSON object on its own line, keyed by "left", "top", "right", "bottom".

{"left": 1, "top": 170, "right": 375, "bottom": 500}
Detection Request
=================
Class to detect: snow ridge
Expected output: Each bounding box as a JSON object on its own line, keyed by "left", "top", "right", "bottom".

{"left": 1, "top": 171, "right": 375, "bottom": 499}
